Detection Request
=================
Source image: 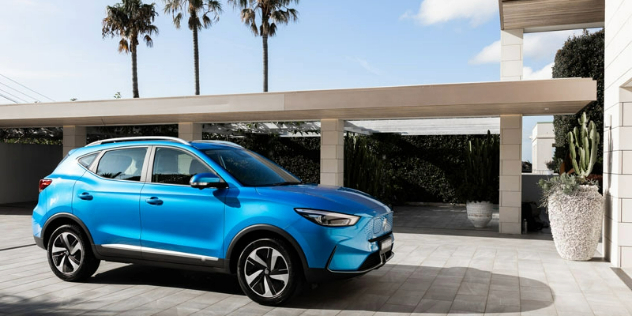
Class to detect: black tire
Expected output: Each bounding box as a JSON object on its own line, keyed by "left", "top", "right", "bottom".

{"left": 46, "top": 224, "right": 100, "bottom": 282}
{"left": 237, "top": 238, "right": 304, "bottom": 305}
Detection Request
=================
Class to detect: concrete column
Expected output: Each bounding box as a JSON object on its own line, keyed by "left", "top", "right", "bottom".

{"left": 501, "top": 29, "right": 523, "bottom": 81}
{"left": 63, "top": 125, "right": 86, "bottom": 157}
{"left": 178, "top": 122, "right": 202, "bottom": 142}
{"left": 320, "top": 119, "right": 344, "bottom": 186}
{"left": 499, "top": 115, "right": 523, "bottom": 234}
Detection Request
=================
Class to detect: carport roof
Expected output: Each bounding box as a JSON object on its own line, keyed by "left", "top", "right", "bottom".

{"left": 0, "top": 78, "right": 596, "bottom": 128}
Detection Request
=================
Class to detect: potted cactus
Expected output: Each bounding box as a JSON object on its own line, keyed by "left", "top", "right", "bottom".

{"left": 539, "top": 113, "right": 603, "bottom": 260}
{"left": 458, "top": 131, "right": 500, "bottom": 228}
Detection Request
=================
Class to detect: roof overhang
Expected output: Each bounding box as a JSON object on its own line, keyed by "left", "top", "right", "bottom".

{"left": 499, "top": 0, "right": 604, "bottom": 33}
{"left": 0, "top": 78, "right": 596, "bottom": 128}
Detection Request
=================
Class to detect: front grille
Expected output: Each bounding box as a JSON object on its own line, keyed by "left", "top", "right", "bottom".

{"left": 367, "top": 212, "right": 393, "bottom": 239}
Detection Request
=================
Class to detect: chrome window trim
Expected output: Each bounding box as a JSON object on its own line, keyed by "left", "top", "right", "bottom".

{"left": 100, "top": 244, "right": 219, "bottom": 262}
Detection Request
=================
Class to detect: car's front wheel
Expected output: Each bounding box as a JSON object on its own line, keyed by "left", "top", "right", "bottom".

{"left": 237, "top": 238, "right": 303, "bottom": 305}
{"left": 47, "top": 224, "right": 100, "bottom": 282}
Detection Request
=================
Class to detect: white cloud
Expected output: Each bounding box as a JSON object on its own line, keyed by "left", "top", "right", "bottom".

{"left": 401, "top": 0, "right": 498, "bottom": 27}
{"left": 470, "top": 30, "right": 585, "bottom": 65}
{"left": 469, "top": 40, "right": 501, "bottom": 65}
{"left": 523, "top": 62, "right": 554, "bottom": 80}
{"left": 347, "top": 57, "right": 381, "bottom": 75}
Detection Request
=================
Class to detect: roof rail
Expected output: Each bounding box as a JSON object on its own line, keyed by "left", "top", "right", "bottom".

{"left": 86, "top": 136, "right": 190, "bottom": 147}
{"left": 191, "top": 140, "right": 243, "bottom": 148}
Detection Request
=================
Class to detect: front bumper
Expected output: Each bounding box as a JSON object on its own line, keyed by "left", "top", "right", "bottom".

{"left": 304, "top": 233, "right": 394, "bottom": 283}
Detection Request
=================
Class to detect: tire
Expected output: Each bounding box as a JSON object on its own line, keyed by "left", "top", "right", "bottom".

{"left": 237, "top": 238, "right": 304, "bottom": 305}
{"left": 46, "top": 224, "right": 100, "bottom": 282}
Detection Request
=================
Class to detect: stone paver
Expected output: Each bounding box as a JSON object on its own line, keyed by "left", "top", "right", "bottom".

{"left": 0, "top": 204, "right": 631, "bottom": 315}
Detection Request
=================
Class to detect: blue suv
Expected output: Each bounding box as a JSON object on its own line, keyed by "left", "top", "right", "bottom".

{"left": 32, "top": 137, "right": 394, "bottom": 305}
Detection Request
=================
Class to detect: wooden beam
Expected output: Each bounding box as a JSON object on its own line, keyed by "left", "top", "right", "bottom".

{"left": 500, "top": 0, "right": 604, "bottom": 32}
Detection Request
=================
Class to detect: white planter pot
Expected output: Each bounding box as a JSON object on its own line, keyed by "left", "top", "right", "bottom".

{"left": 548, "top": 185, "right": 604, "bottom": 261}
{"left": 466, "top": 201, "right": 493, "bottom": 228}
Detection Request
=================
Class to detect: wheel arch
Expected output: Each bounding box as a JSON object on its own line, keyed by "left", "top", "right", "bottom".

{"left": 42, "top": 213, "right": 95, "bottom": 250}
{"left": 226, "top": 224, "right": 309, "bottom": 276}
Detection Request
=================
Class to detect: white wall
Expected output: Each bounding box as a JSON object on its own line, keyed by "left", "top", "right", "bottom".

{"left": 0, "top": 143, "right": 62, "bottom": 204}
{"left": 531, "top": 123, "right": 555, "bottom": 174}
{"left": 604, "top": 0, "right": 632, "bottom": 268}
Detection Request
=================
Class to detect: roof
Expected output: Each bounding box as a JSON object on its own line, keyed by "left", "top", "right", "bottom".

{"left": 0, "top": 79, "right": 596, "bottom": 128}
{"left": 499, "top": 0, "right": 604, "bottom": 33}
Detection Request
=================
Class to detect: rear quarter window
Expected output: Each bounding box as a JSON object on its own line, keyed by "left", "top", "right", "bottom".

{"left": 78, "top": 153, "right": 99, "bottom": 169}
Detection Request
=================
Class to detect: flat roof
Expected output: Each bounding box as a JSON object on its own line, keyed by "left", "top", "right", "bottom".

{"left": 499, "top": 0, "right": 604, "bottom": 33}
{"left": 0, "top": 78, "right": 596, "bottom": 128}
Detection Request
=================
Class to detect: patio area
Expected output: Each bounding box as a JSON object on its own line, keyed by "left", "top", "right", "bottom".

{"left": 1, "top": 204, "right": 632, "bottom": 315}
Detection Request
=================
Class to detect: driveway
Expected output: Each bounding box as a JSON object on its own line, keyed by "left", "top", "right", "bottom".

{"left": 1, "top": 203, "right": 631, "bottom": 315}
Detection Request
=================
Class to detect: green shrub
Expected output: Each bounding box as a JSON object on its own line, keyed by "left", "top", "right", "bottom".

{"left": 552, "top": 30, "right": 604, "bottom": 174}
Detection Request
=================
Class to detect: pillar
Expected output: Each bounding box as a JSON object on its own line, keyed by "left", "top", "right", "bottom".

{"left": 603, "top": 88, "right": 632, "bottom": 268}
{"left": 499, "top": 115, "right": 523, "bottom": 234}
{"left": 63, "top": 126, "right": 86, "bottom": 157}
{"left": 501, "top": 29, "right": 523, "bottom": 81}
{"left": 320, "top": 119, "right": 344, "bottom": 186}
{"left": 178, "top": 122, "right": 203, "bottom": 142}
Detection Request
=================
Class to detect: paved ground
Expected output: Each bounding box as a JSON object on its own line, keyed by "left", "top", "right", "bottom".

{"left": 1, "top": 204, "right": 632, "bottom": 315}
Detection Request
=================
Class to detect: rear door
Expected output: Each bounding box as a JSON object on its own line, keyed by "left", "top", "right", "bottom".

{"left": 139, "top": 146, "right": 227, "bottom": 266}
{"left": 72, "top": 146, "right": 149, "bottom": 259}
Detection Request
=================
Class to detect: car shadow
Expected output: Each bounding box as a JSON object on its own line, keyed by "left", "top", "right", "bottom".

{"left": 79, "top": 263, "right": 554, "bottom": 314}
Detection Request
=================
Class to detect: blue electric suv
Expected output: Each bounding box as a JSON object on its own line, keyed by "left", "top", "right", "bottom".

{"left": 32, "top": 136, "right": 394, "bottom": 305}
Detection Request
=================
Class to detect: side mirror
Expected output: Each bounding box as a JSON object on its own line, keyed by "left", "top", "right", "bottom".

{"left": 190, "top": 173, "right": 228, "bottom": 189}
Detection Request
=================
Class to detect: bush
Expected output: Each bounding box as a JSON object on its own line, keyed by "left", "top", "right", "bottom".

{"left": 552, "top": 30, "right": 604, "bottom": 174}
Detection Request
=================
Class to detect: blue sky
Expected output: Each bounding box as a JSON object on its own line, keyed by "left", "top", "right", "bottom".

{"left": 0, "top": 0, "right": 594, "bottom": 161}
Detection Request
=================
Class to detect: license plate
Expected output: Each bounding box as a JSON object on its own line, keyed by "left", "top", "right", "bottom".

{"left": 380, "top": 236, "right": 393, "bottom": 254}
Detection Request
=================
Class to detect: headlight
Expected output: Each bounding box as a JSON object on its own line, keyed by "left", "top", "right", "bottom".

{"left": 295, "top": 209, "right": 360, "bottom": 227}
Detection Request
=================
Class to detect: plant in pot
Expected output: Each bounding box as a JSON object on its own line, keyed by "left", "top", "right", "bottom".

{"left": 539, "top": 113, "right": 603, "bottom": 261}
{"left": 459, "top": 131, "right": 500, "bottom": 228}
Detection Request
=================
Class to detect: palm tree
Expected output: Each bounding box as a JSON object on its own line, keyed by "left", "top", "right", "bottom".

{"left": 228, "top": 0, "right": 298, "bottom": 92}
{"left": 102, "top": 0, "right": 159, "bottom": 98}
{"left": 164, "top": 0, "right": 222, "bottom": 95}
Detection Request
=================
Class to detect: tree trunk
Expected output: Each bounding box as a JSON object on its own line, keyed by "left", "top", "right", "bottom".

{"left": 131, "top": 47, "right": 139, "bottom": 98}
{"left": 262, "top": 34, "right": 269, "bottom": 93}
{"left": 193, "top": 27, "right": 200, "bottom": 96}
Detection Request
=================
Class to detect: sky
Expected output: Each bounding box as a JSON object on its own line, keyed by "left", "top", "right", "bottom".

{"left": 0, "top": 0, "right": 597, "bottom": 161}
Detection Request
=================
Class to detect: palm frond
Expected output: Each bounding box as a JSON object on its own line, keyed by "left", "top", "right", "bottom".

{"left": 173, "top": 12, "right": 183, "bottom": 28}
{"left": 118, "top": 38, "right": 130, "bottom": 53}
{"left": 144, "top": 34, "right": 154, "bottom": 47}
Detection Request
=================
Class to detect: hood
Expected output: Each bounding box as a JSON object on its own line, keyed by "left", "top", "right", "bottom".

{"left": 255, "top": 184, "right": 390, "bottom": 217}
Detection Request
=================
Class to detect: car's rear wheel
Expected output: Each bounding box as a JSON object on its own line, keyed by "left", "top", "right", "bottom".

{"left": 237, "top": 238, "right": 303, "bottom": 305}
{"left": 47, "top": 224, "right": 100, "bottom": 282}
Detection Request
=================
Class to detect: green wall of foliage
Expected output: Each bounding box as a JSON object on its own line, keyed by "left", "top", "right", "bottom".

{"left": 552, "top": 30, "right": 604, "bottom": 174}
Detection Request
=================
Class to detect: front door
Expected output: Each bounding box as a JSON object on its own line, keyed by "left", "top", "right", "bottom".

{"left": 139, "top": 146, "right": 227, "bottom": 267}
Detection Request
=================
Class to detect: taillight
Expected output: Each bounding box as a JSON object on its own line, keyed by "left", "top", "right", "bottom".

{"left": 39, "top": 179, "right": 52, "bottom": 193}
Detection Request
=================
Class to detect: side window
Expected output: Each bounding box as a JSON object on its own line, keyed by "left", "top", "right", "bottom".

{"left": 152, "top": 147, "right": 212, "bottom": 185}
{"left": 96, "top": 147, "right": 147, "bottom": 181}
{"left": 78, "top": 153, "right": 98, "bottom": 168}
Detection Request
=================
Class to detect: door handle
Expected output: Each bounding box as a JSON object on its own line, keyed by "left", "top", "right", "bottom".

{"left": 145, "top": 197, "right": 163, "bottom": 205}
{"left": 78, "top": 192, "right": 93, "bottom": 201}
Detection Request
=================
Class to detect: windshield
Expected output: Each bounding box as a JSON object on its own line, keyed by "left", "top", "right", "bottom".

{"left": 203, "top": 149, "right": 301, "bottom": 187}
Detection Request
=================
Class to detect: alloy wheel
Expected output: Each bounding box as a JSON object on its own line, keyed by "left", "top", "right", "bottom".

{"left": 51, "top": 232, "right": 83, "bottom": 274}
{"left": 243, "top": 246, "right": 289, "bottom": 298}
